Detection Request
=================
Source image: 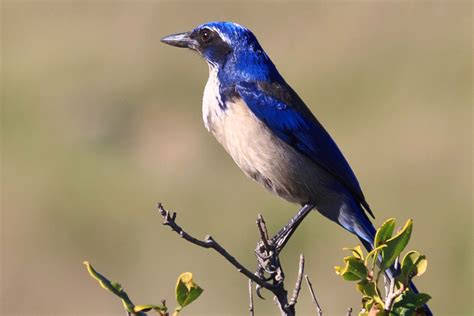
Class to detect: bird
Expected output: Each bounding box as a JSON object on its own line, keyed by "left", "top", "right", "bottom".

{"left": 161, "top": 22, "right": 431, "bottom": 314}
{"left": 161, "top": 21, "right": 376, "bottom": 249}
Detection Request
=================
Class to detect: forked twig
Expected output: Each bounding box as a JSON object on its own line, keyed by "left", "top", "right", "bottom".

{"left": 157, "top": 203, "right": 314, "bottom": 316}
{"left": 157, "top": 203, "right": 274, "bottom": 290}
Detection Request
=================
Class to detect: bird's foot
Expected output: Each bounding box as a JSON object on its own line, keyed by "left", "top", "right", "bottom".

{"left": 271, "top": 204, "right": 315, "bottom": 252}
{"left": 252, "top": 206, "right": 314, "bottom": 295}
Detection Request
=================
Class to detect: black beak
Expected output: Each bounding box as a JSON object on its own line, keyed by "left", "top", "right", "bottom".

{"left": 160, "top": 32, "right": 198, "bottom": 50}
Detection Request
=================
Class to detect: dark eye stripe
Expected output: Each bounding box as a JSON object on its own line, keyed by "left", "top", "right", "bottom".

{"left": 189, "top": 27, "right": 232, "bottom": 61}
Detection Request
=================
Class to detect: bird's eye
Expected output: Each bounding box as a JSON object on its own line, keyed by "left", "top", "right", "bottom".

{"left": 200, "top": 29, "right": 212, "bottom": 43}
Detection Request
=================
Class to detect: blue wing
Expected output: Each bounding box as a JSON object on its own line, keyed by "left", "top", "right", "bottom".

{"left": 232, "top": 81, "right": 374, "bottom": 218}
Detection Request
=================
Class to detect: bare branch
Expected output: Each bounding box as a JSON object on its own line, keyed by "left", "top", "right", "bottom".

{"left": 248, "top": 279, "right": 255, "bottom": 316}
{"left": 383, "top": 257, "right": 403, "bottom": 312}
{"left": 346, "top": 307, "right": 352, "bottom": 316}
{"left": 305, "top": 275, "right": 323, "bottom": 316}
{"left": 289, "top": 254, "right": 305, "bottom": 306}
{"left": 383, "top": 275, "right": 389, "bottom": 301}
{"left": 157, "top": 203, "right": 315, "bottom": 316}
{"left": 157, "top": 203, "right": 274, "bottom": 290}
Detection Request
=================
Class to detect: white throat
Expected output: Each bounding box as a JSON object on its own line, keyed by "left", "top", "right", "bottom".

{"left": 202, "top": 64, "right": 225, "bottom": 131}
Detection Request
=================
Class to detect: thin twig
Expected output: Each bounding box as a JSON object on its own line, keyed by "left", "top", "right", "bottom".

{"left": 384, "top": 279, "right": 404, "bottom": 312}
{"left": 305, "top": 275, "right": 323, "bottom": 316}
{"left": 384, "top": 257, "right": 403, "bottom": 311}
{"left": 248, "top": 279, "right": 254, "bottom": 316}
{"left": 158, "top": 203, "right": 314, "bottom": 316}
{"left": 383, "top": 275, "right": 389, "bottom": 300}
{"left": 289, "top": 254, "right": 305, "bottom": 306}
{"left": 157, "top": 203, "right": 275, "bottom": 290}
{"left": 346, "top": 307, "right": 352, "bottom": 316}
{"left": 161, "top": 300, "right": 168, "bottom": 316}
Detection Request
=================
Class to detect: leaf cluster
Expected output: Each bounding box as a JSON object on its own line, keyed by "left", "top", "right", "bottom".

{"left": 334, "top": 219, "right": 430, "bottom": 316}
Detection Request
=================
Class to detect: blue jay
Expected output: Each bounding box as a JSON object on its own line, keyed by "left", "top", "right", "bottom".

{"left": 161, "top": 23, "right": 431, "bottom": 315}
{"left": 161, "top": 21, "right": 376, "bottom": 250}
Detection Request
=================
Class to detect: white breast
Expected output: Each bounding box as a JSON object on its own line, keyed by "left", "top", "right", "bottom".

{"left": 201, "top": 67, "right": 333, "bottom": 205}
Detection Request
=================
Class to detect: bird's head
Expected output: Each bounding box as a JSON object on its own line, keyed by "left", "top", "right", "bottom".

{"left": 161, "top": 22, "right": 279, "bottom": 82}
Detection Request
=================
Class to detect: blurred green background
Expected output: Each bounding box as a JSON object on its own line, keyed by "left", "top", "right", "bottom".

{"left": 1, "top": 1, "right": 472, "bottom": 315}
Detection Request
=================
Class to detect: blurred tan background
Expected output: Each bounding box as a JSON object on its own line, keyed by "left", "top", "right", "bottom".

{"left": 1, "top": 1, "right": 472, "bottom": 315}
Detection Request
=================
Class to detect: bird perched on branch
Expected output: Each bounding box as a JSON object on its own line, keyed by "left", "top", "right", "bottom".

{"left": 161, "top": 23, "right": 431, "bottom": 315}
{"left": 161, "top": 21, "right": 377, "bottom": 250}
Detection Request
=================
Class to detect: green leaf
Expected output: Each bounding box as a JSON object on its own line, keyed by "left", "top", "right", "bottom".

{"left": 380, "top": 219, "right": 413, "bottom": 270}
{"left": 374, "top": 309, "right": 388, "bottom": 316}
{"left": 110, "top": 281, "right": 122, "bottom": 292}
{"left": 348, "top": 256, "right": 368, "bottom": 279}
{"left": 357, "top": 280, "right": 378, "bottom": 297}
{"left": 414, "top": 259, "right": 428, "bottom": 277}
{"left": 361, "top": 298, "right": 384, "bottom": 316}
{"left": 398, "top": 251, "right": 428, "bottom": 285}
{"left": 414, "top": 293, "right": 431, "bottom": 306}
{"left": 335, "top": 256, "right": 368, "bottom": 281}
{"left": 375, "top": 218, "right": 395, "bottom": 247}
{"left": 134, "top": 305, "right": 156, "bottom": 313}
{"left": 343, "top": 271, "right": 364, "bottom": 281}
{"left": 364, "top": 244, "right": 387, "bottom": 267}
{"left": 335, "top": 265, "right": 360, "bottom": 281}
{"left": 83, "top": 261, "right": 122, "bottom": 297}
{"left": 133, "top": 304, "right": 167, "bottom": 314}
{"left": 344, "top": 245, "right": 364, "bottom": 260}
{"left": 175, "top": 272, "right": 203, "bottom": 308}
{"left": 83, "top": 261, "right": 135, "bottom": 312}
{"left": 393, "top": 290, "right": 431, "bottom": 313}
{"left": 357, "top": 280, "right": 385, "bottom": 308}
{"left": 361, "top": 295, "right": 374, "bottom": 310}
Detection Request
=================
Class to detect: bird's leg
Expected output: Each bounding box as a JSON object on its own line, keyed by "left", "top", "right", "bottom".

{"left": 253, "top": 205, "right": 314, "bottom": 299}
{"left": 271, "top": 204, "right": 315, "bottom": 253}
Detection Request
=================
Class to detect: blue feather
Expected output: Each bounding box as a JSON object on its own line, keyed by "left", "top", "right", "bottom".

{"left": 232, "top": 81, "right": 374, "bottom": 218}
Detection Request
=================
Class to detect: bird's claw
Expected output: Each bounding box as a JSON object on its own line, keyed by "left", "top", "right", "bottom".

{"left": 255, "top": 284, "right": 265, "bottom": 300}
